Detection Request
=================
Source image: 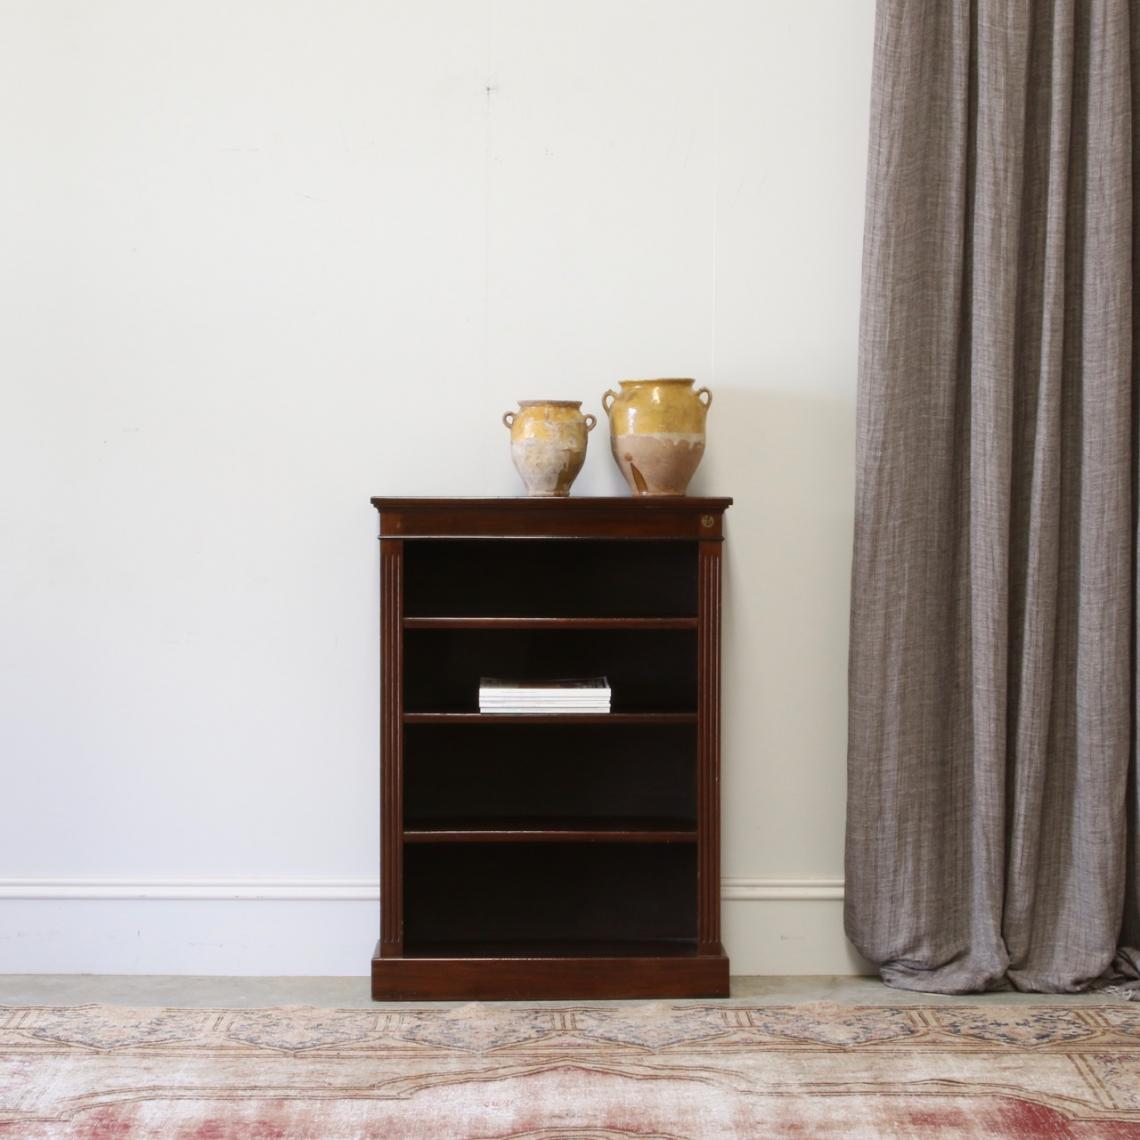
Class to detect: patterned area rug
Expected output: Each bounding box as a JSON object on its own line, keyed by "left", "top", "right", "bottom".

{"left": 2, "top": 1001, "right": 1140, "bottom": 1138}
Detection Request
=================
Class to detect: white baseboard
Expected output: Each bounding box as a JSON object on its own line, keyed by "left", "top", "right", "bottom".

{"left": 722, "top": 877, "right": 844, "bottom": 901}
{"left": 0, "top": 877, "right": 845, "bottom": 901}
{"left": 720, "top": 876, "right": 866, "bottom": 975}
{"left": 0, "top": 876, "right": 866, "bottom": 977}
{"left": 0, "top": 879, "right": 382, "bottom": 901}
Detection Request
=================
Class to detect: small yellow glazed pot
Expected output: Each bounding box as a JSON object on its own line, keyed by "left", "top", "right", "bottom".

{"left": 602, "top": 379, "right": 712, "bottom": 496}
{"left": 503, "top": 400, "right": 596, "bottom": 496}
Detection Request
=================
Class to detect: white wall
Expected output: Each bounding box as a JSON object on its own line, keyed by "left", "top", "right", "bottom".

{"left": 0, "top": 0, "right": 875, "bottom": 976}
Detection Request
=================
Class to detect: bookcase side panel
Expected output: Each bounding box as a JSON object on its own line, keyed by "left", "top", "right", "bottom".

{"left": 697, "top": 538, "right": 724, "bottom": 952}
{"left": 380, "top": 537, "right": 405, "bottom": 956}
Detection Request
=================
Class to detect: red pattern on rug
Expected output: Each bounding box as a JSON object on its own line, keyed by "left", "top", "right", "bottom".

{"left": 2, "top": 1002, "right": 1140, "bottom": 1138}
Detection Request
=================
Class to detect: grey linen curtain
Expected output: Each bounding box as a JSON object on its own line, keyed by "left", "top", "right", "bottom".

{"left": 846, "top": 0, "right": 1139, "bottom": 993}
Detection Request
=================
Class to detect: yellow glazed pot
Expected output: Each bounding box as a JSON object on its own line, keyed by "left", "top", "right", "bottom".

{"left": 602, "top": 379, "right": 712, "bottom": 496}
{"left": 503, "top": 400, "right": 597, "bottom": 497}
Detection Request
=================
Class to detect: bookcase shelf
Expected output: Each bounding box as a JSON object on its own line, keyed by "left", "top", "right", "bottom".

{"left": 402, "top": 939, "right": 699, "bottom": 959}
{"left": 403, "top": 616, "right": 699, "bottom": 630}
{"left": 403, "top": 817, "right": 698, "bottom": 844}
{"left": 370, "top": 496, "right": 731, "bottom": 1000}
{"left": 403, "top": 711, "right": 697, "bottom": 725}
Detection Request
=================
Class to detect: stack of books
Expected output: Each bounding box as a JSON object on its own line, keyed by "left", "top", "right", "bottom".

{"left": 478, "top": 676, "right": 611, "bottom": 714}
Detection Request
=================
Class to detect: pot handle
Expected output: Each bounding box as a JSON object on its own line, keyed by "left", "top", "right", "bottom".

{"left": 696, "top": 387, "right": 713, "bottom": 409}
{"left": 502, "top": 411, "right": 516, "bottom": 428}
{"left": 584, "top": 413, "right": 597, "bottom": 432}
{"left": 602, "top": 389, "right": 618, "bottom": 414}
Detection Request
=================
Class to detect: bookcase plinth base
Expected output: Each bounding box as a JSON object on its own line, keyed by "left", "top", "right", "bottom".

{"left": 370, "top": 944, "right": 729, "bottom": 1001}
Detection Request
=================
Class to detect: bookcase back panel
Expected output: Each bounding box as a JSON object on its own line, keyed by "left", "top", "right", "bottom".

{"left": 403, "top": 628, "right": 697, "bottom": 713}
{"left": 403, "top": 843, "right": 697, "bottom": 946}
{"left": 404, "top": 723, "right": 696, "bottom": 824}
{"left": 403, "top": 540, "right": 698, "bottom": 618}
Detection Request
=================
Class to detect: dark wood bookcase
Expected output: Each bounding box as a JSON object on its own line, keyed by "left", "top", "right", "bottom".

{"left": 369, "top": 496, "right": 732, "bottom": 999}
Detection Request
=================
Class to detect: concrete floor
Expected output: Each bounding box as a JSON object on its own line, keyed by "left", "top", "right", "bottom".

{"left": 0, "top": 975, "right": 1131, "bottom": 1008}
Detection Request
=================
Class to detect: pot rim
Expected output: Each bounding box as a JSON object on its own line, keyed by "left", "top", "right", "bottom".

{"left": 618, "top": 378, "right": 695, "bottom": 386}
{"left": 516, "top": 399, "right": 583, "bottom": 408}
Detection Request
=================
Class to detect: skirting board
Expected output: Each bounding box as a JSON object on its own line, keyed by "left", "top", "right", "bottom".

{"left": 0, "top": 877, "right": 867, "bottom": 977}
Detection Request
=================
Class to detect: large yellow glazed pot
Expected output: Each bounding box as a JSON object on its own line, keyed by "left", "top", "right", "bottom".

{"left": 503, "top": 400, "right": 596, "bottom": 496}
{"left": 602, "top": 379, "right": 712, "bottom": 496}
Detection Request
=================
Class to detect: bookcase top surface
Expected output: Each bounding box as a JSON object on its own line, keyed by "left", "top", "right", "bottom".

{"left": 371, "top": 497, "right": 732, "bottom": 539}
{"left": 371, "top": 497, "right": 733, "bottom": 511}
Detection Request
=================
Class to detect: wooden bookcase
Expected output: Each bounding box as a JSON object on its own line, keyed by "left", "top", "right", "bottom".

{"left": 369, "top": 496, "right": 732, "bottom": 1000}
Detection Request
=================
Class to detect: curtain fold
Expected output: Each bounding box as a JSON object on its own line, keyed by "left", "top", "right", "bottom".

{"left": 846, "top": 0, "right": 1137, "bottom": 993}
